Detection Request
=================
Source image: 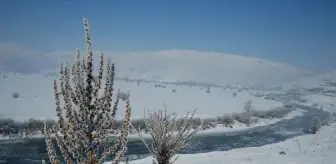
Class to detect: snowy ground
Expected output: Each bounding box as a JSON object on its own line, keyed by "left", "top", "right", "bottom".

{"left": 0, "top": 73, "right": 283, "bottom": 121}
{"left": 301, "top": 94, "right": 336, "bottom": 113}
{"left": 108, "top": 122, "right": 336, "bottom": 164}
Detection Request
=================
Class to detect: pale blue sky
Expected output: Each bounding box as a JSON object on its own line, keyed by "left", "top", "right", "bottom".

{"left": 0, "top": 0, "right": 335, "bottom": 71}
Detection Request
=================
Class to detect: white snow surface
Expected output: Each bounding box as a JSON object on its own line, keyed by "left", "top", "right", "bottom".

{"left": 301, "top": 94, "right": 336, "bottom": 113}
{"left": 108, "top": 122, "right": 336, "bottom": 164}
{"left": 0, "top": 73, "right": 283, "bottom": 121}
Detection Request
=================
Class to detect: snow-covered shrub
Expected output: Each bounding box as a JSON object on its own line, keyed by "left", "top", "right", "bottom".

{"left": 232, "top": 92, "right": 237, "bottom": 97}
{"left": 0, "top": 118, "right": 17, "bottom": 136}
{"left": 119, "top": 92, "right": 127, "bottom": 101}
{"left": 134, "top": 107, "right": 201, "bottom": 164}
{"left": 219, "top": 115, "right": 234, "bottom": 127}
{"left": 131, "top": 118, "right": 146, "bottom": 130}
{"left": 233, "top": 112, "right": 252, "bottom": 125}
{"left": 244, "top": 100, "right": 252, "bottom": 112}
{"left": 311, "top": 116, "right": 322, "bottom": 134}
{"left": 325, "top": 113, "right": 335, "bottom": 126}
{"left": 172, "top": 89, "right": 176, "bottom": 93}
{"left": 202, "top": 117, "right": 217, "bottom": 126}
{"left": 283, "top": 103, "right": 295, "bottom": 109}
{"left": 312, "top": 103, "right": 319, "bottom": 108}
{"left": 264, "top": 95, "right": 275, "bottom": 100}
{"left": 136, "top": 80, "right": 141, "bottom": 86}
{"left": 261, "top": 107, "right": 292, "bottom": 119}
{"left": 43, "top": 18, "right": 132, "bottom": 164}
{"left": 12, "top": 92, "right": 20, "bottom": 99}
{"left": 206, "top": 87, "right": 211, "bottom": 93}
{"left": 191, "top": 117, "right": 203, "bottom": 129}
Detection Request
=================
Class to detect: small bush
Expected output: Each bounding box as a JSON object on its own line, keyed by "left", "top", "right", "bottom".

{"left": 232, "top": 92, "right": 237, "bottom": 97}
{"left": 311, "top": 116, "right": 322, "bottom": 134}
{"left": 131, "top": 119, "right": 146, "bottom": 130}
{"left": 12, "top": 92, "right": 20, "bottom": 99}
{"left": 135, "top": 108, "right": 201, "bottom": 164}
{"left": 312, "top": 103, "right": 319, "bottom": 108}
{"left": 219, "top": 115, "right": 234, "bottom": 127}
{"left": 206, "top": 87, "right": 211, "bottom": 93}
{"left": 119, "top": 92, "right": 127, "bottom": 101}
{"left": 244, "top": 100, "right": 252, "bottom": 112}
{"left": 191, "top": 117, "right": 203, "bottom": 129}
{"left": 234, "top": 112, "right": 252, "bottom": 125}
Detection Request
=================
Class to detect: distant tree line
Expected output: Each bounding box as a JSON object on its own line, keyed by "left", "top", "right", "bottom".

{"left": 0, "top": 118, "right": 56, "bottom": 136}
{"left": 0, "top": 105, "right": 295, "bottom": 138}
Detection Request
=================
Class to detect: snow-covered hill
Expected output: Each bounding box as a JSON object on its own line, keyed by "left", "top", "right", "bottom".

{"left": 82, "top": 50, "right": 313, "bottom": 86}
{"left": 1, "top": 45, "right": 313, "bottom": 86}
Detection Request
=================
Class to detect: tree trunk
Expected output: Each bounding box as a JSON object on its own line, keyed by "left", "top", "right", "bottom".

{"left": 89, "top": 150, "right": 95, "bottom": 164}
{"left": 88, "top": 133, "right": 95, "bottom": 164}
{"left": 157, "top": 149, "right": 170, "bottom": 164}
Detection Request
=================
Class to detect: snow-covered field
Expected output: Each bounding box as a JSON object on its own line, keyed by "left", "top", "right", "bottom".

{"left": 0, "top": 72, "right": 283, "bottom": 121}
{"left": 301, "top": 94, "right": 336, "bottom": 113}
{"left": 109, "top": 122, "right": 336, "bottom": 164}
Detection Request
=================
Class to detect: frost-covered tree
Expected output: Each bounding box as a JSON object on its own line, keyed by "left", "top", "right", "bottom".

{"left": 44, "top": 18, "right": 132, "bottom": 164}
{"left": 133, "top": 106, "right": 202, "bottom": 164}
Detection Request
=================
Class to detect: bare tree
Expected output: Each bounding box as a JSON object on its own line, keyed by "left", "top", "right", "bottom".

{"left": 133, "top": 106, "right": 202, "bottom": 164}
{"left": 43, "top": 18, "right": 132, "bottom": 164}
